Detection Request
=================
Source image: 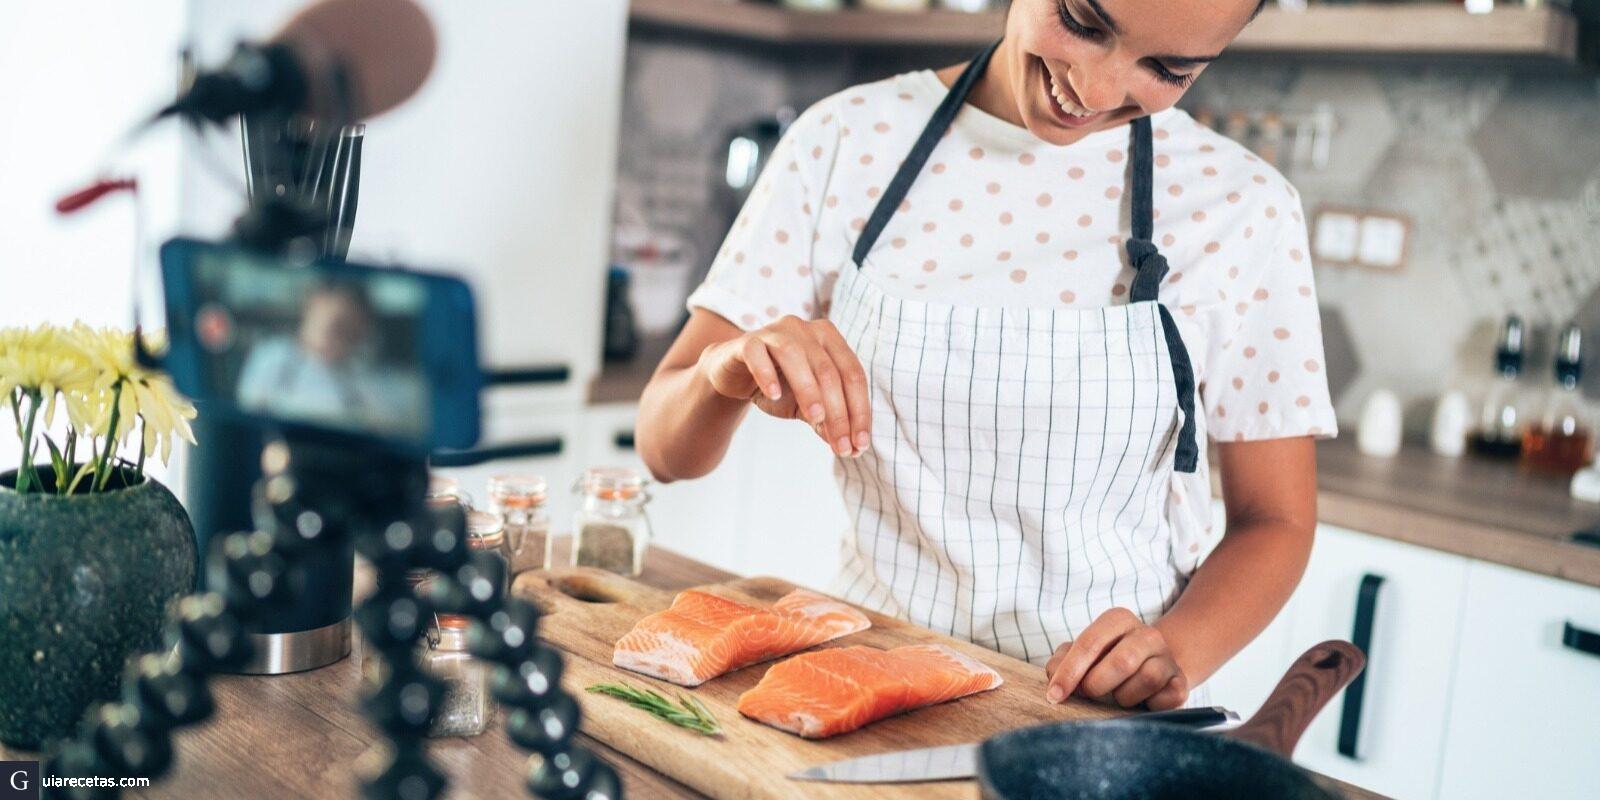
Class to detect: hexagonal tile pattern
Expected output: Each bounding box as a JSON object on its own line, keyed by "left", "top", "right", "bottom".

{"left": 1452, "top": 196, "right": 1600, "bottom": 325}
{"left": 1377, "top": 68, "right": 1507, "bottom": 141}
{"left": 1280, "top": 67, "right": 1397, "bottom": 199}
{"left": 1181, "top": 61, "right": 1302, "bottom": 113}
{"left": 1472, "top": 75, "right": 1600, "bottom": 201}
{"left": 1361, "top": 138, "right": 1496, "bottom": 259}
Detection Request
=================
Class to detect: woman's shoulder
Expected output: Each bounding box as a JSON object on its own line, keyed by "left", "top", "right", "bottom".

{"left": 792, "top": 71, "right": 941, "bottom": 137}
{"left": 1157, "top": 109, "right": 1302, "bottom": 210}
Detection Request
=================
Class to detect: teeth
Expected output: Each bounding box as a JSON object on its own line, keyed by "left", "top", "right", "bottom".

{"left": 1047, "top": 70, "right": 1095, "bottom": 119}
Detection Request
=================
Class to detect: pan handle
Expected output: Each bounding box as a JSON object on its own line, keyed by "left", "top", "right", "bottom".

{"left": 1337, "top": 573, "right": 1384, "bottom": 759}
{"left": 1227, "top": 640, "right": 1366, "bottom": 759}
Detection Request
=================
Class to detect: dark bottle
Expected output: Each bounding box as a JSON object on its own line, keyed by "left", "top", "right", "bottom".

{"left": 1469, "top": 315, "right": 1529, "bottom": 458}
{"left": 1521, "top": 324, "right": 1594, "bottom": 476}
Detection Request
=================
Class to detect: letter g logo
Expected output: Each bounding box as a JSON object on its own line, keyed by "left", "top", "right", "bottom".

{"left": 7, "top": 771, "right": 26, "bottom": 791}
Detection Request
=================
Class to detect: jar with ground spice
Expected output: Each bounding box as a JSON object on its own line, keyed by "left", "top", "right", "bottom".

{"left": 487, "top": 475, "right": 550, "bottom": 575}
{"left": 426, "top": 474, "right": 469, "bottom": 510}
{"left": 466, "top": 509, "right": 512, "bottom": 597}
{"left": 419, "top": 615, "right": 491, "bottom": 738}
{"left": 571, "top": 467, "right": 652, "bottom": 576}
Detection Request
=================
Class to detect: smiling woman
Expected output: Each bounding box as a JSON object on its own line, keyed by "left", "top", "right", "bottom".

{"left": 637, "top": 0, "right": 1332, "bottom": 714}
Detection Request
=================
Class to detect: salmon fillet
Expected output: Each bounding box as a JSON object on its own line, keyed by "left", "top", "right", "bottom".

{"left": 736, "top": 644, "right": 1004, "bottom": 738}
{"left": 612, "top": 588, "right": 871, "bottom": 686}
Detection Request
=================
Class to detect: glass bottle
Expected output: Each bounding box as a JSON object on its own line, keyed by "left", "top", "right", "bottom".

{"left": 1470, "top": 315, "right": 1529, "bottom": 458}
{"left": 466, "top": 509, "right": 512, "bottom": 596}
{"left": 419, "top": 616, "right": 490, "bottom": 738}
{"left": 572, "top": 467, "right": 652, "bottom": 576}
{"left": 1522, "top": 324, "right": 1594, "bottom": 476}
{"left": 426, "top": 474, "right": 466, "bottom": 510}
{"left": 487, "top": 475, "right": 551, "bottom": 575}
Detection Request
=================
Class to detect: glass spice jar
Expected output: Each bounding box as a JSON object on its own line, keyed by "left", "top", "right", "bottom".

{"left": 419, "top": 615, "right": 491, "bottom": 738}
{"left": 487, "top": 475, "right": 551, "bottom": 576}
{"left": 466, "top": 509, "right": 512, "bottom": 596}
{"left": 358, "top": 567, "right": 436, "bottom": 686}
{"left": 426, "top": 474, "right": 466, "bottom": 510}
{"left": 571, "top": 467, "right": 652, "bottom": 576}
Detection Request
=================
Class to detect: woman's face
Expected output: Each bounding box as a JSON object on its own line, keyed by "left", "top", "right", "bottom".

{"left": 1002, "top": 0, "right": 1258, "bottom": 145}
{"left": 299, "top": 289, "right": 371, "bottom": 365}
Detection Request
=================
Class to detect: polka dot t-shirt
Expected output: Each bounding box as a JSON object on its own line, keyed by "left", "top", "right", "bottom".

{"left": 687, "top": 69, "right": 1337, "bottom": 445}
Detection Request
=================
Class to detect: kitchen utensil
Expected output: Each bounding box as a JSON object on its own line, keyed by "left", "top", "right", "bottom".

{"left": 977, "top": 640, "right": 1365, "bottom": 800}
{"left": 789, "top": 706, "right": 1239, "bottom": 784}
{"left": 513, "top": 568, "right": 1126, "bottom": 800}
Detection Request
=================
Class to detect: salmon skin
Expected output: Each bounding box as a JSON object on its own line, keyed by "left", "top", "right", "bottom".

{"left": 737, "top": 644, "right": 1004, "bottom": 738}
{"left": 612, "top": 588, "right": 871, "bottom": 687}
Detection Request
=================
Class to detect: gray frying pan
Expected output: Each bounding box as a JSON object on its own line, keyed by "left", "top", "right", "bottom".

{"left": 978, "top": 640, "right": 1365, "bottom": 800}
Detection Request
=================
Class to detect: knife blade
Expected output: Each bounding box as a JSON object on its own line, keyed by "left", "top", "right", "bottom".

{"left": 788, "top": 705, "right": 1239, "bottom": 784}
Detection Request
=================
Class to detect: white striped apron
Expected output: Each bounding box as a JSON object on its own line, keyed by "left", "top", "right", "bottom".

{"left": 824, "top": 41, "right": 1204, "bottom": 669}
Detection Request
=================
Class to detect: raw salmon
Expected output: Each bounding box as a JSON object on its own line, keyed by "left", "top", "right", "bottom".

{"left": 612, "top": 588, "right": 870, "bottom": 686}
{"left": 736, "top": 644, "right": 1004, "bottom": 738}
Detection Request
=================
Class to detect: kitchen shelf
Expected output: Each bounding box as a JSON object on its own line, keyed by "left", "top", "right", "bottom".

{"left": 629, "top": 0, "right": 1580, "bottom": 60}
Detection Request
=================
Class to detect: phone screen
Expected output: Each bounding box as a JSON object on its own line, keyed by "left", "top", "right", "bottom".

{"left": 182, "top": 246, "right": 435, "bottom": 444}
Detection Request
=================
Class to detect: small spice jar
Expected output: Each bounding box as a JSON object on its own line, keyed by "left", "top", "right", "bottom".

{"left": 487, "top": 475, "right": 551, "bottom": 576}
{"left": 419, "top": 614, "right": 491, "bottom": 738}
{"left": 357, "top": 568, "right": 435, "bottom": 686}
{"left": 571, "top": 467, "right": 652, "bottom": 576}
{"left": 466, "top": 509, "right": 513, "bottom": 596}
{"left": 426, "top": 474, "right": 466, "bottom": 510}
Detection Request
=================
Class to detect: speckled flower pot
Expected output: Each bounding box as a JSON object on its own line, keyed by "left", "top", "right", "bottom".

{"left": 0, "top": 466, "right": 195, "bottom": 749}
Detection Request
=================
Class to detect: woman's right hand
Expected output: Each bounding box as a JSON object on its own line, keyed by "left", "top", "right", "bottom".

{"left": 696, "top": 316, "right": 871, "bottom": 458}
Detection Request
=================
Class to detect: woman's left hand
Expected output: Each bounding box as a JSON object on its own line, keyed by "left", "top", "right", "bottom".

{"left": 1043, "top": 607, "right": 1189, "bottom": 710}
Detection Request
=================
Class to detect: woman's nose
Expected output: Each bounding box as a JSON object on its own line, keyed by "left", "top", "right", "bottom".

{"left": 1067, "top": 59, "right": 1129, "bottom": 114}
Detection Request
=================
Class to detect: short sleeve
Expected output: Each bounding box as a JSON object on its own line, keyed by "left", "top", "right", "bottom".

{"left": 686, "top": 100, "right": 841, "bottom": 331}
{"left": 1200, "top": 196, "right": 1338, "bottom": 441}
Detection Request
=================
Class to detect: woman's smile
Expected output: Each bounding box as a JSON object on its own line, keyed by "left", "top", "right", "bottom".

{"left": 1038, "top": 57, "right": 1112, "bottom": 129}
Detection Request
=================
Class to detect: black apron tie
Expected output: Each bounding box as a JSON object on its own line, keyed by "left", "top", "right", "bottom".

{"left": 854, "top": 42, "right": 1200, "bottom": 474}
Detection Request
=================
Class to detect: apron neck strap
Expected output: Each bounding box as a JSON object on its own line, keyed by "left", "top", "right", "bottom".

{"left": 852, "top": 40, "right": 1001, "bottom": 268}
{"left": 1125, "top": 116, "right": 1168, "bottom": 304}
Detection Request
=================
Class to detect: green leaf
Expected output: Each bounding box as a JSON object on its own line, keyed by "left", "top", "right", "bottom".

{"left": 44, "top": 436, "right": 66, "bottom": 495}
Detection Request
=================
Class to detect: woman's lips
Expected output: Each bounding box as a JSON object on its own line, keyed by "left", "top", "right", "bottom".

{"left": 1038, "top": 58, "right": 1107, "bottom": 130}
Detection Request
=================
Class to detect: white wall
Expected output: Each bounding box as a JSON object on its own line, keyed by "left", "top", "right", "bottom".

{"left": 0, "top": 1, "right": 188, "bottom": 480}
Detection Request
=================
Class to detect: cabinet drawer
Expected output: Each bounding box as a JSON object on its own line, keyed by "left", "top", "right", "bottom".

{"left": 1288, "top": 525, "right": 1469, "bottom": 800}
{"left": 1437, "top": 562, "right": 1600, "bottom": 800}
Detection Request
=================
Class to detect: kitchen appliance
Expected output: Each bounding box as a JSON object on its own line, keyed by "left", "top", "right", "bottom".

{"left": 977, "top": 641, "right": 1364, "bottom": 800}
{"left": 789, "top": 707, "right": 1239, "bottom": 783}
{"left": 184, "top": 115, "right": 368, "bottom": 676}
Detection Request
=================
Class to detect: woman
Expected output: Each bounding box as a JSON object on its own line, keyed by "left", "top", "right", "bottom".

{"left": 638, "top": 0, "right": 1334, "bottom": 711}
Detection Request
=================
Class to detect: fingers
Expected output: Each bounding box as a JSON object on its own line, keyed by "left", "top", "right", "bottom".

{"left": 1044, "top": 608, "right": 1141, "bottom": 703}
{"left": 1145, "top": 675, "right": 1189, "bottom": 711}
{"left": 739, "top": 338, "right": 782, "bottom": 402}
{"left": 1080, "top": 626, "right": 1169, "bottom": 702}
{"left": 1110, "top": 652, "right": 1180, "bottom": 708}
{"left": 812, "top": 322, "right": 872, "bottom": 455}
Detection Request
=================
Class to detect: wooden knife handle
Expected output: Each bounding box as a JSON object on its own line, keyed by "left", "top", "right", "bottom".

{"left": 1227, "top": 640, "right": 1366, "bottom": 758}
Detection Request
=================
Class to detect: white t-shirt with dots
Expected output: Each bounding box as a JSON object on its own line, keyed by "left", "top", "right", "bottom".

{"left": 688, "top": 68, "right": 1337, "bottom": 448}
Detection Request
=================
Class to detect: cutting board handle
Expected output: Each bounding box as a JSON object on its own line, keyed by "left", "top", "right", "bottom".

{"left": 1227, "top": 640, "right": 1365, "bottom": 758}
{"left": 514, "top": 567, "right": 657, "bottom": 612}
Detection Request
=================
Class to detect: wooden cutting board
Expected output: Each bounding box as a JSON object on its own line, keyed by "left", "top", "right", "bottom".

{"left": 513, "top": 567, "right": 1121, "bottom": 800}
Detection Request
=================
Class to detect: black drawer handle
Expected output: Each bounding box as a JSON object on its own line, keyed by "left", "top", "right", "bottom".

{"left": 430, "top": 437, "right": 564, "bottom": 468}
{"left": 484, "top": 364, "right": 571, "bottom": 386}
{"left": 1564, "top": 622, "right": 1600, "bottom": 658}
{"left": 1338, "top": 573, "right": 1384, "bottom": 760}
{"left": 613, "top": 430, "right": 635, "bottom": 451}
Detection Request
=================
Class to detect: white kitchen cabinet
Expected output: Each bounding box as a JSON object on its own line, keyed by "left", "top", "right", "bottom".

{"left": 727, "top": 412, "right": 853, "bottom": 592}
{"left": 1436, "top": 562, "right": 1600, "bottom": 800}
{"left": 1285, "top": 525, "right": 1470, "bottom": 800}
{"left": 433, "top": 408, "right": 583, "bottom": 532}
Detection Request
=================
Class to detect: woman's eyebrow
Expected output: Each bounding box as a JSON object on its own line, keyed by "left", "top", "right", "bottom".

{"left": 1082, "top": 1, "right": 1223, "bottom": 67}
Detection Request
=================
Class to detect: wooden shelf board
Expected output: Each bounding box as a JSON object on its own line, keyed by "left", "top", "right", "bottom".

{"left": 628, "top": 0, "right": 1579, "bottom": 60}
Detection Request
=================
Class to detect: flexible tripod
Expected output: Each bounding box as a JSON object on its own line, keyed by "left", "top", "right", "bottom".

{"left": 41, "top": 435, "right": 620, "bottom": 799}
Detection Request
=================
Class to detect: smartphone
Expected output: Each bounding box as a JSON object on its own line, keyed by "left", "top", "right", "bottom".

{"left": 159, "top": 238, "right": 483, "bottom": 453}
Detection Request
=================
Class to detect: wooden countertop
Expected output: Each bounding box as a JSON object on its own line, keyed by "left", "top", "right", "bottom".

{"left": 1307, "top": 436, "right": 1600, "bottom": 588}
{"left": 0, "top": 544, "right": 1383, "bottom": 800}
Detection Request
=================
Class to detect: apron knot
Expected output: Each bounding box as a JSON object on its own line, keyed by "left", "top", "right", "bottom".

{"left": 1125, "top": 237, "right": 1169, "bottom": 303}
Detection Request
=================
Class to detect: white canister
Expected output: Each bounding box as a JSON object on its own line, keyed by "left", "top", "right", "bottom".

{"left": 1358, "top": 389, "right": 1403, "bottom": 458}
{"left": 1430, "top": 390, "right": 1471, "bottom": 457}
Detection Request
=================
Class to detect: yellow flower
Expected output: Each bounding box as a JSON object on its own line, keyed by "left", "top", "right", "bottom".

{"left": 0, "top": 324, "right": 96, "bottom": 426}
{"left": 69, "top": 324, "right": 196, "bottom": 464}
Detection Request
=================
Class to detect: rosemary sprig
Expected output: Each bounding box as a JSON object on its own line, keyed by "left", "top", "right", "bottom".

{"left": 585, "top": 682, "right": 722, "bottom": 736}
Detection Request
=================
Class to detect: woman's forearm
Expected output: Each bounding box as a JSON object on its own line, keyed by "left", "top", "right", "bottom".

{"left": 1153, "top": 514, "right": 1314, "bottom": 687}
{"left": 636, "top": 357, "right": 751, "bottom": 483}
